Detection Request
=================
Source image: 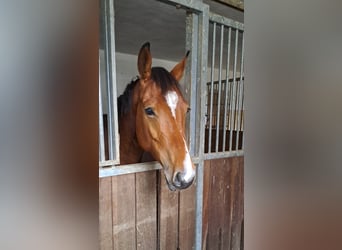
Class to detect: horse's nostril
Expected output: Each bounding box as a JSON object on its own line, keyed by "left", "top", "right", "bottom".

{"left": 173, "top": 172, "right": 186, "bottom": 188}
{"left": 173, "top": 171, "right": 194, "bottom": 189}
{"left": 173, "top": 172, "right": 183, "bottom": 187}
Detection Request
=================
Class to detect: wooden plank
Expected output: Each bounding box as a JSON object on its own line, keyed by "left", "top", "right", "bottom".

{"left": 229, "top": 156, "right": 243, "bottom": 250}
{"left": 229, "top": 157, "right": 235, "bottom": 250}
{"left": 239, "top": 157, "right": 244, "bottom": 249}
{"left": 230, "top": 156, "right": 244, "bottom": 250}
{"left": 135, "top": 171, "right": 158, "bottom": 250}
{"left": 178, "top": 178, "right": 196, "bottom": 250}
{"left": 158, "top": 171, "right": 179, "bottom": 250}
{"left": 223, "top": 157, "right": 235, "bottom": 249}
{"left": 99, "top": 177, "right": 113, "bottom": 250}
{"left": 202, "top": 160, "right": 211, "bottom": 249}
{"left": 112, "top": 174, "right": 136, "bottom": 250}
{"left": 207, "top": 158, "right": 232, "bottom": 249}
{"left": 227, "top": 157, "right": 237, "bottom": 250}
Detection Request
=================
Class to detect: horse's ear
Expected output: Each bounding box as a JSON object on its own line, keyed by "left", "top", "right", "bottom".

{"left": 170, "top": 51, "right": 190, "bottom": 81}
{"left": 138, "top": 42, "right": 152, "bottom": 81}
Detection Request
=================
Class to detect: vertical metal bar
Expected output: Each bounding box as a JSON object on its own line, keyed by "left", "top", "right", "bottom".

{"left": 240, "top": 46, "right": 245, "bottom": 150}
{"left": 229, "top": 28, "right": 239, "bottom": 151}
{"left": 215, "top": 24, "right": 224, "bottom": 152}
{"left": 234, "top": 79, "right": 241, "bottom": 149}
{"left": 206, "top": 83, "right": 209, "bottom": 129}
{"left": 104, "top": 0, "right": 120, "bottom": 162}
{"left": 103, "top": 0, "right": 114, "bottom": 160}
{"left": 194, "top": 161, "right": 203, "bottom": 249}
{"left": 235, "top": 32, "right": 244, "bottom": 150}
{"left": 222, "top": 26, "right": 232, "bottom": 151}
{"left": 195, "top": 4, "right": 209, "bottom": 250}
{"left": 99, "top": 59, "right": 106, "bottom": 162}
{"left": 185, "top": 12, "right": 199, "bottom": 157}
{"left": 208, "top": 22, "right": 216, "bottom": 153}
{"left": 147, "top": 3, "right": 211, "bottom": 250}
{"left": 234, "top": 77, "right": 241, "bottom": 149}
{"left": 241, "top": 80, "right": 245, "bottom": 149}
{"left": 110, "top": 0, "right": 120, "bottom": 163}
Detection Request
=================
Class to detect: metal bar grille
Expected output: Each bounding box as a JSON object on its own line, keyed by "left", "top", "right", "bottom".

{"left": 205, "top": 14, "right": 245, "bottom": 155}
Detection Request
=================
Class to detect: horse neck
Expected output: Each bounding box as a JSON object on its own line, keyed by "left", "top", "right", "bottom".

{"left": 118, "top": 96, "right": 144, "bottom": 164}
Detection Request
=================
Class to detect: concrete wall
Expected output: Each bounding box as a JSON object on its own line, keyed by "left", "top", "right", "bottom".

{"left": 115, "top": 52, "right": 178, "bottom": 96}
{"left": 100, "top": 50, "right": 178, "bottom": 114}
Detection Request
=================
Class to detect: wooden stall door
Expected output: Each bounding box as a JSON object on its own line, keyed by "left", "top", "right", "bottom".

{"left": 202, "top": 156, "right": 244, "bottom": 250}
{"left": 99, "top": 157, "right": 243, "bottom": 250}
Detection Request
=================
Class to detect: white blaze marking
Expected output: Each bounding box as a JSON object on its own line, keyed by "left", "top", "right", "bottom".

{"left": 182, "top": 139, "right": 195, "bottom": 182}
{"left": 165, "top": 91, "right": 178, "bottom": 118}
{"left": 165, "top": 91, "right": 195, "bottom": 182}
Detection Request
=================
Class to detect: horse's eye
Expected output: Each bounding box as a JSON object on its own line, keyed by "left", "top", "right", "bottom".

{"left": 187, "top": 107, "right": 191, "bottom": 114}
{"left": 144, "top": 107, "right": 155, "bottom": 116}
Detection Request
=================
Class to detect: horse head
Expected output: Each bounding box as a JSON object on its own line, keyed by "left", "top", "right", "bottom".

{"left": 134, "top": 42, "right": 195, "bottom": 191}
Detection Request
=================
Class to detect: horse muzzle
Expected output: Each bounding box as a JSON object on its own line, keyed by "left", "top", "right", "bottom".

{"left": 172, "top": 171, "right": 195, "bottom": 189}
{"left": 164, "top": 168, "right": 195, "bottom": 191}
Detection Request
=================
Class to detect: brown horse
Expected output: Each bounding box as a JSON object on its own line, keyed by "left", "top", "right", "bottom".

{"left": 117, "top": 42, "right": 195, "bottom": 191}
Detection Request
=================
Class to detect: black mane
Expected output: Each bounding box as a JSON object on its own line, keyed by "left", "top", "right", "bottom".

{"left": 117, "top": 77, "right": 138, "bottom": 117}
{"left": 117, "top": 67, "right": 181, "bottom": 117}
{"left": 150, "top": 67, "right": 181, "bottom": 95}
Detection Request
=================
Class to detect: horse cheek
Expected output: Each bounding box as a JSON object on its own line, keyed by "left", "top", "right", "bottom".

{"left": 149, "top": 123, "right": 159, "bottom": 141}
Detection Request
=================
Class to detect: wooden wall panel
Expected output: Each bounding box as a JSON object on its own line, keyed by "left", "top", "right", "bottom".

{"left": 112, "top": 174, "right": 136, "bottom": 250}
{"left": 230, "top": 157, "right": 244, "bottom": 250}
{"left": 99, "top": 156, "right": 243, "bottom": 250}
{"left": 207, "top": 158, "right": 233, "bottom": 249}
{"left": 240, "top": 157, "right": 244, "bottom": 249}
{"left": 178, "top": 180, "right": 196, "bottom": 250}
{"left": 99, "top": 177, "right": 113, "bottom": 250}
{"left": 158, "top": 171, "right": 179, "bottom": 250}
{"left": 203, "top": 156, "right": 244, "bottom": 250}
{"left": 202, "top": 160, "right": 212, "bottom": 249}
{"left": 136, "top": 171, "right": 158, "bottom": 250}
